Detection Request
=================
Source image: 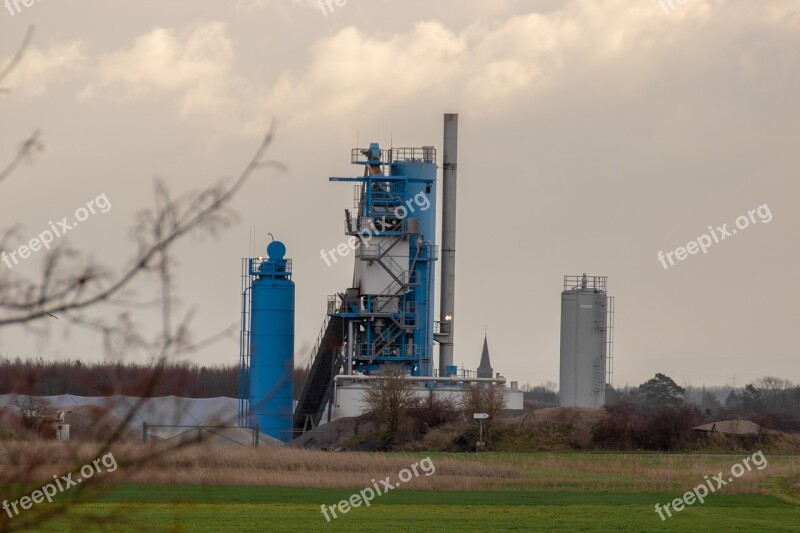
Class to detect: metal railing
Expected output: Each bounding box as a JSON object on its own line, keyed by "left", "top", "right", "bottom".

{"left": 434, "top": 320, "right": 452, "bottom": 336}
{"left": 358, "top": 243, "right": 381, "bottom": 261}
{"left": 432, "top": 367, "right": 477, "bottom": 379}
{"left": 371, "top": 295, "right": 401, "bottom": 315}
{"left": 420, "top": 244, "right": 438, "bottom": 261}
{"left": 345, "top": 216, "right": 410, "bottom": 235}
{"left": 388, "top": 147, "right": 436, "bottom": 162}
{"left": 351, "top": 147, "right": 437, "bottom": 165}
{"left": 328, "top": 291, "right": 422, "bottom": 320}
{"left": 379, "top": 270, "right": 418, "bottom": 295}
{"left": 358, "top": 342, "right": 421, "bottom": 359}
{"left": 327, "top": 294, "right": 343, "bottom": 315}
{"left": 303, "top": 314, "right": 332, "bottom": 371}
{"left": 563, "top": 274, "right": 606, "bottom": 292}
{"left": 250, "top": 258, "right": 292, "bottom": 277}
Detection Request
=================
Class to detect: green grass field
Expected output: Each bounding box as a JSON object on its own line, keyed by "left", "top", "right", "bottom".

{"left": 20, "top": 483, "right": 800, "bottom": 532}
{"left": 4, "top": 449, "right": 799, "bottom": 532}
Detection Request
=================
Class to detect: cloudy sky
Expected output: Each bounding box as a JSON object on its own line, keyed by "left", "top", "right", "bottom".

{"left": 1, "top": 0, "right": 798, "bottom": 389}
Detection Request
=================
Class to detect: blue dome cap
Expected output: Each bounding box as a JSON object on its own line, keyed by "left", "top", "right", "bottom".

{"left": 267, "top": 240, "right": 286, "bottom": 260}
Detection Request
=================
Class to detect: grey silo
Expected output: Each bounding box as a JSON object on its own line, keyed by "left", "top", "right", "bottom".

{"left": 559, "top": 274, "right": 613, "bottom": 408}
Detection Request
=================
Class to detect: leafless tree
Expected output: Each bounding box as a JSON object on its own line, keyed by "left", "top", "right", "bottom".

{"left": 12, "top": 395, "right": 52, "bottom": 435}
{"left": 754, "top": 376, "right": 793, "bottom": 412}
{"left": 461, "top": 384, "right": 507, "bottom": 419}
{"left": 0, "top": 27, "right": 283, "bottom": 532}
{"left": 460, "top": 383, "right": 507, "bottom": 444}
{"left": 363, "top": 371, "right": 420, "bottom": 437}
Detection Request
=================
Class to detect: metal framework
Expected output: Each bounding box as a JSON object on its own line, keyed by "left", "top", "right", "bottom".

{"left": 606, "top": 296, "right": 615, "bottom": 387}
{"left": 328, "top": 144, "right": 437, "bottom": 376}
{"left": 238, "top": 259, "right": 252, "bottom": 427}
{"left": 563, "top": 274, "right": 607, "bottom": 292}
{"left": 238, "top": 257, "right": 293, "bottom": 427}
{"left": 293, "top": 140, "right": 442, "bottom": 435}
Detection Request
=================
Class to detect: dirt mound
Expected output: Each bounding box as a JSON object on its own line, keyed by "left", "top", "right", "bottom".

{"left": 289, "top": 414, "right": 375, "bottom": 450}
{"left": 501, "top": 407, "right": 604, "bottom": 429}
{"left": 693, "top": 419, "right": 761, "bottom": 435}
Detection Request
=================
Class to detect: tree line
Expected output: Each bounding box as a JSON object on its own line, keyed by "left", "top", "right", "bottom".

{"left": 606, "top": 373, "right": 800, "bottom": 431}
{"left": 0, "top": 357, "right": 238, "bottom": 397}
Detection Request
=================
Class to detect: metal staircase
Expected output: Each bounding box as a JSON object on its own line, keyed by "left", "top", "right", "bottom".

{"left": 292, "top": 315, "right": 345, "bottom": 434}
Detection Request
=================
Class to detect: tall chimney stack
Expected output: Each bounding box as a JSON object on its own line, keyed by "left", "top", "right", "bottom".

{"left": 438, "top": 113, "right": 458, "bottom": 376}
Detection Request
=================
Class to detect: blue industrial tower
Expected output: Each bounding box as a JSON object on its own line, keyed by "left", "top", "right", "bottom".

{"left": 292, "top": 143, "right": 439, "bottom": 433}
{"left": 328, "top": 144, "right": 438, "bottom": 376}
{"left": 239, "top": 240, "right": 295, "bottom": 442}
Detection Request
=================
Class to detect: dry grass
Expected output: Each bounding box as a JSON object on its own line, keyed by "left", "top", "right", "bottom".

{"left": 463, "top": 452, "right": 800, "bottom": 494}
{"left": 0, "top": 441, "right": 517, "bottom": 490}
{"left": 1, "top": 441, "right": 798, "bottom": 495}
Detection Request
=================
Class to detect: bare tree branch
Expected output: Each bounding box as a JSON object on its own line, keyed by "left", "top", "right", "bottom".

{"left": 0, "top": 126, "right": 278, "bottom": 329}
{"left": 0, "top": 130, "right": 44, "bottom": 185}
{"left": 0, "top": 28, "right": 275, "bottom": 533}
{"left": 0, "top": 25, "right": 33, "bottom": 87}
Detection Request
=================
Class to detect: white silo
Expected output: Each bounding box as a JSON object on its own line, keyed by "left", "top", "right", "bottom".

{"left": 559, "top": 274, "right": 613, "bottom": 408}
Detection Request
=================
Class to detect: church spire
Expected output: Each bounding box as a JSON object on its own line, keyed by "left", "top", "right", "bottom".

{"left": 477, "top": 331, "right": 493, "bottom": 378}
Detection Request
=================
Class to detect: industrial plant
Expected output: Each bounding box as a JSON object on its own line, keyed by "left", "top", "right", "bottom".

{"left": 237, "top": 115, "right": 617, "bottom": 443}
{"left": 238, "top": 115, "right": 527, "bottom": 442}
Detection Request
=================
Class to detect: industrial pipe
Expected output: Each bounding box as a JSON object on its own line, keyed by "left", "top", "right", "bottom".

{"left": 346, "top": 321, "right": 354, "bottom": 375}
{"left": 333, "top": 375, "right": 505, "bottom": 385}
{"left": 437, "top": 113, "right": 458, "bottom": 376}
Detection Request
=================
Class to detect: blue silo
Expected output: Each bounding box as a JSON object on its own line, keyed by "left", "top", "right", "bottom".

{"left": 392, "top": 149, "right": 438, "bottom": 376}
{"left": 245, "top": 240, "right": 295, "bottom": 442}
